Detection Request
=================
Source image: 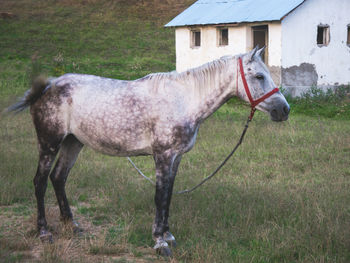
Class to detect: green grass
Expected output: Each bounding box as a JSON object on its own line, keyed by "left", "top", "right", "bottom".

{"left": 284, "top": 86, "right": 350, "bottom": 120}
{"left": 1, "top": 0, "right": 350, "bottom": 262}
{"left": 0, "top": 0, "right": 193, "bottom": 97}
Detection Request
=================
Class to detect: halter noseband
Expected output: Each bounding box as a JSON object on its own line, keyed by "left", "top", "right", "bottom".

{"left": 237, "top": 57, "right": 279, "bottom": 120}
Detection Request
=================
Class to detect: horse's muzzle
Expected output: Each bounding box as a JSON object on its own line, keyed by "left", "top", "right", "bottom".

{"left": 270, "top": 102, "right": 290, "bottom": 122}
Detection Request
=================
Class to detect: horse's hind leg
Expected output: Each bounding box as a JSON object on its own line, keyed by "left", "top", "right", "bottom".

{"left": 34, "top": 147, "right": 59, "bottom": 242}
{"left": 49, "top": 134, "right": 83, "bottom": 231}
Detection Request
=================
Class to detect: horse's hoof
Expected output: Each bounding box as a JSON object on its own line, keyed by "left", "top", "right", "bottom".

{"left": 163, "top": 231, "right": 176, "bottom": 248}
{"left": 156, "top": 246, "right": 172, "bottom": 257}
{"left": 39, "top": 230, "right": 53, "bottom": 244}
{"left": 154, "top": 239, "right": 172, "bottom": 257}
{"left": 167, "top": 239, "right": 176, "bottom": 248}
{"left": 71, "top": 220, "right": 84, "bottom": 234}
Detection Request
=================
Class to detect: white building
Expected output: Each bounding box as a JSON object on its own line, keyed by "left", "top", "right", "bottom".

{"left": 165, "top": 0, "right": 350, "bottom": 96}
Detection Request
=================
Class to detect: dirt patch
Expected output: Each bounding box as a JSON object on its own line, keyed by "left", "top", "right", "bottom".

{"left": 0, "top": 204, "right": 167, "bottom": 262}
{"left": 0, "top": 12, "right": 17, "bottom": 19}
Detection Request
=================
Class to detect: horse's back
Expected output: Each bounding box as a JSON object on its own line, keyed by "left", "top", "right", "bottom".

{"left": 49, "top": 74, "right": 154, "bottom": 156}
{"left": 30, "top": 73, "right": 194, "bottom": 156}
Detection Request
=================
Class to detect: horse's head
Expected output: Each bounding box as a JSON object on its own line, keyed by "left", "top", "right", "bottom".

{"left": 237, "top": 47, "right": 290, "bottom": 122}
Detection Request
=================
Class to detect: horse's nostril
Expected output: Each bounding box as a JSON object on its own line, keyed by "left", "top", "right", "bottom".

{"left": 283, "top": 105, "right": 290, "bottom": 115}
{"left": 271, "top": 109, "right": 278, "bottom": 119}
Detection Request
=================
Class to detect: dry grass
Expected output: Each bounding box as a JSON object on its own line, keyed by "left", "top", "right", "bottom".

{"left": 0, "top": 204, "right": 167, "bottom": 263}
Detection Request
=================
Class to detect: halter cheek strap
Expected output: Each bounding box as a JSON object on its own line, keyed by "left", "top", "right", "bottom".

{"left": 237, "top": 57, "right": 280, "bottom": 120}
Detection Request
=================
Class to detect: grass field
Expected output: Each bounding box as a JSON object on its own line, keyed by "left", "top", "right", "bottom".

{"left": 1, "top": 0, "right": 350, "bottom": 262}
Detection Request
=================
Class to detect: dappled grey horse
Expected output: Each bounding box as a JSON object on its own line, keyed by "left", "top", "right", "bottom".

{"left": 8, "top": 47, "right": 289, "bottom": 256}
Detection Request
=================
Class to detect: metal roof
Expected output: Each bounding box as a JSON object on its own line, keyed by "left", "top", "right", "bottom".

{"left": 165, "top": 0, "right": 306, "bottom": 27}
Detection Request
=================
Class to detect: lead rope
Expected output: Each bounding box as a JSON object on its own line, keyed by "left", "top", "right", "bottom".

{"left": 175, "top": 111, "right": 254, "bottom": 194}
{"left": 126, "top": 108, "right": 255, "bottom": 195}
{"left": 127, "top": 157, "right": 156, "bottom": 185}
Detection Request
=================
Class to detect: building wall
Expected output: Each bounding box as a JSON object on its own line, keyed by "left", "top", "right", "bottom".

{"left": 281, "top": 0, "right": 350, "bottom": 95}
{"left": 268, "top": 23, "right": 282, "bottom": 67}
{"left": 175, "top": 23, "right": 282, "bottom": 77}
{"left": 175, "top": 25, "right": 247, "bottom": 72}
{"left": 267, "top": 22, "right": 282, "bottom": 85}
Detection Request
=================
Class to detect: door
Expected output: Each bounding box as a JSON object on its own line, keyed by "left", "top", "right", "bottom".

{"left": 252, "top": 25, "right": 268, "bottom": 63}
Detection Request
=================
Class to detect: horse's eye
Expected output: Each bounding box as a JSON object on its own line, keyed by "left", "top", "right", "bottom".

{"left": 256, "top": 74, "right": 264, "bottom": 80}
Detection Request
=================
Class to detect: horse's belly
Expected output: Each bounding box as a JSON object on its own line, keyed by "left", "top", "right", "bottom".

{"left": 71, "top": 119, "right": 153, "bottom": 156}
{"left": 97, "top": 143, "right": 153, "bottom": 157}
{"left": 77, "top": 133, "right": 153, "bottom": 156}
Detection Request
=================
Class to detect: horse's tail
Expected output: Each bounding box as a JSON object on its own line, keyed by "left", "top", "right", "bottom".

{"left": 7, "top": 75, "right": 49, "bottom": 113}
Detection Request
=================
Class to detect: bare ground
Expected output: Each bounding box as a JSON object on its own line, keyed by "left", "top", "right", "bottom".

{"left": 0, "top": 204, "right": 170, "bottom": 263}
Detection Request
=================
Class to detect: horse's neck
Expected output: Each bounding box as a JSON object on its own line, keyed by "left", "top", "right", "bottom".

{"left": 186, "top": 59, "right": 235, "bottom": 122}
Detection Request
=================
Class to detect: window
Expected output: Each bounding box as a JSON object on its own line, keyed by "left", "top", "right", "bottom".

{"left": 191, "top": 29, "right": 201, "bottom": 48}
{"left": 317, "top": 25, "right": 330, "bottom": 46}
{"left": 218, "top": 28, "right": 228, "bottom": 46}
{"left": 347, "top": 25, "right": 350, "bottom": 46}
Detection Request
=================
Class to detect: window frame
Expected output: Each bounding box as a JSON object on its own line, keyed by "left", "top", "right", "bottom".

{"left": 190, "top": 29, "right": 201, "bottom": 48}
{"left": 317, "top": 24, "right": 330, "bottom": 47}
{"left": 217, "top": 27, "right": 229, "bottom": 46}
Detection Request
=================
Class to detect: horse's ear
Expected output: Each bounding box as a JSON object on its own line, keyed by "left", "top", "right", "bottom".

{"left": 256, "top": 46, "right": 266, "bottom": 58}
{"left": 249, "top": 45, "right": 259, "bottom": 62}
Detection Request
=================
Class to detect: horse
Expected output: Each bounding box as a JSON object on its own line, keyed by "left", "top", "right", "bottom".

{"left": 7, "top": 47, "right": 289, "bottom": 257}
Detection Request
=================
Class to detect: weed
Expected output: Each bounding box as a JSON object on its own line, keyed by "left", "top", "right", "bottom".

{"left": 286, "top": 85, "right": 350, "bottom": 120}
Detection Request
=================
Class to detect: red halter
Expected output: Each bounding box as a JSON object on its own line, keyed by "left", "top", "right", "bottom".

{"left": 236, "top": 57, "right": 279, "bottom": 120}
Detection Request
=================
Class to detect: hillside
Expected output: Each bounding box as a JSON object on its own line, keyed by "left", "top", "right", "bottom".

{"left": 0, "top": 0, "right": 195, "bottom": 97}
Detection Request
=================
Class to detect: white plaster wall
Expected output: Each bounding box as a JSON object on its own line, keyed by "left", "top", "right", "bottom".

{"left": 268, "top": 23, "right": 282, "bottom": 67}
{"left": 281, "top": 0, "right": 350, "bottom": 88}
{"left": 175, "top": 23, "right": 282, "bottom": 73}
{"left": 175, "top": 25, "right": 248, "bottom": 72}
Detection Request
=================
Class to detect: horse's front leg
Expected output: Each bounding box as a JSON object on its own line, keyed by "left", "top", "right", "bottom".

{"left": 163, "top": 155, "right": 181, "bottom": 248}
{"left": 152, "top": 152, "right": 179, "bottom": 257}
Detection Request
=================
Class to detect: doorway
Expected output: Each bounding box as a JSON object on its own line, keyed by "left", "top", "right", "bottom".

{"left": 252, "top": 25, "right": 268, "bottom": 63}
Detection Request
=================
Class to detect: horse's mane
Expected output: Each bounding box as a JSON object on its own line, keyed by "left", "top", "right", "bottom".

{"left": 139, "top": 55, "right": 233, "bottom": 88}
